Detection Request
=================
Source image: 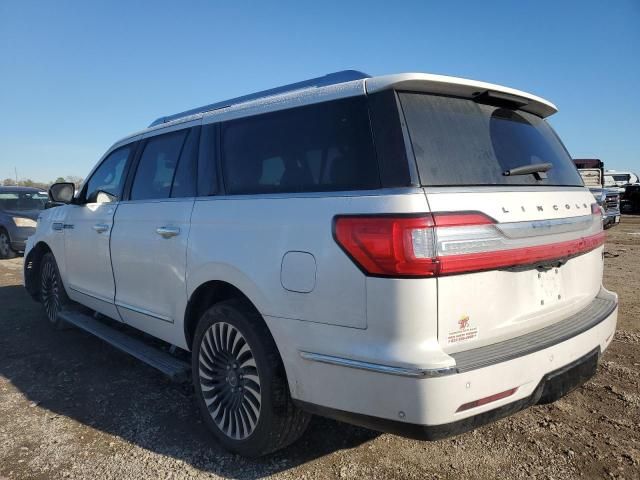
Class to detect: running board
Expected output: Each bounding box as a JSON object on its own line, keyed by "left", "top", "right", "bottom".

{"left": 58, "top": 310, "right": 191, "bottom": 382}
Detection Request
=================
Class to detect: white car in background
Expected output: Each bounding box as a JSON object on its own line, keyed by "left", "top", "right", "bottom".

{"left": 605, "top": 170, "right": 640, "bottom": 194}
{"left": 24, "top": 71, "right": 618, "bottom": 457}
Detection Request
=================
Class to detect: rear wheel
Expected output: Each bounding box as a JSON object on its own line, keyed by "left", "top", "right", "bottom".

{"left": 0, "top": 230, "right": 16, "bottom": 259}
{"left": 192, "top": 299, "right": 310, "bottom": 457}
{"left": 40, "top": 252, "right": 70, "bottom": 328}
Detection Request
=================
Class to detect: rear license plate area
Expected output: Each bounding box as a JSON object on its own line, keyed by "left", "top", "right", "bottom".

{"left": 535, "top": 267, "right": 564, "bottom": 307}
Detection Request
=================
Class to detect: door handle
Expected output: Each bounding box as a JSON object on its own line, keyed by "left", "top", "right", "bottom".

{"left": 92, "top": 223, "right": 109, "bottom": 233}
{"left": 156, "top": 226, "right": 180, "bottom": 238}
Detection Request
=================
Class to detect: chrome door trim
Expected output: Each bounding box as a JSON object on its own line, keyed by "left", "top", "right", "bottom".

{"left": 68, "top": 285, "right": 113, "bottom": 305}
{"left": 115, "top": 301, "right": 173, "bottom": 324}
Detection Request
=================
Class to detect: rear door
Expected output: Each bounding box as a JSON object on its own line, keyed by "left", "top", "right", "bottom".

{"left": 110, "top": 124, "right": 199, "bottom": 343}
{"left": 398, "top": 92, "right": 604, "bottom": 352}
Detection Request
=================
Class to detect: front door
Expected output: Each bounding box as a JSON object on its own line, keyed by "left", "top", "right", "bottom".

{"left": 63, "top": 143, "right": 135, "bottom": 319}
{"left": 110, "top": 125, "right": 199, "bottom": 344}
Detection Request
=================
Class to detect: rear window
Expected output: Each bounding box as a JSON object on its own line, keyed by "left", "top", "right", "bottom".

{"left": 221, "top": 96, "right": 379, "bottom": 194}
{"left": 399, "top": 92, "right": 583, "bottom": 187}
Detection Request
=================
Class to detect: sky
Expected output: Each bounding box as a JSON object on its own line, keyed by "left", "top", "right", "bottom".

{"left": 0, "top": 0, "right": 638, "bottom": 183}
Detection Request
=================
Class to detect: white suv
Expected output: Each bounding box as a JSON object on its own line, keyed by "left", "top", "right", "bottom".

{"left": 24, "top": 71, "right": 618, "bottom": 457}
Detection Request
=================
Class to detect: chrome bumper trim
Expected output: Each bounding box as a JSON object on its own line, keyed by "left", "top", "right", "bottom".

{"left": 299, "top": 351, "right": 456, "bottom": 378}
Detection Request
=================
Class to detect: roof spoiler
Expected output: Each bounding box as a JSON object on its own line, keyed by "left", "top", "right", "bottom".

{"left": 365, "top": 73, "right": 558, "bottom": 118}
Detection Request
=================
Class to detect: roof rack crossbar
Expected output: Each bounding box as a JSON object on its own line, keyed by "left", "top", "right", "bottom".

{"left": 148, "top": 70, "right": 370, "bottom": 127}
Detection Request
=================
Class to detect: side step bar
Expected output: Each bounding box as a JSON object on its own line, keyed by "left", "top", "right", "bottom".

{"left": 59, "top": 310, "right": 191, "bottom": 382}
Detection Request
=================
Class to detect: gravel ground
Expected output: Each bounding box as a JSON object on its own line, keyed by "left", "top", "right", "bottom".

{"left": 0, "top": 217, "right": 639, "bottom": 480}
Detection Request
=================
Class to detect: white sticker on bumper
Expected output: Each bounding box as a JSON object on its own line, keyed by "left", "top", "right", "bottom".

{"left": 447, "top": 316, "right": 479, "bottom": 345}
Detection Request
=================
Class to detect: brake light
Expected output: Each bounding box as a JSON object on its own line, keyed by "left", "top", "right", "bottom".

{"left": 334, "top": 210, "right": 604, "bottom": 278}
{"left": 333, "top": 215, "right": 439, "bottom": 276}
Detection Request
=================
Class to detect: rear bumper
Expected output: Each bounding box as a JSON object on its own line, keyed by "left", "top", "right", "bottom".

{"left": 294, "top": 288, "right": 617, "bottom": 437}
{"left": 296, "top": 346, "right": 601, "bottom": 440}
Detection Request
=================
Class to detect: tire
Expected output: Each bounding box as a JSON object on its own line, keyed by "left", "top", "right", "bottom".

{"left": 0, "top": 230, "right": 17, "bottom": 259}
{"left": 40, "top": 252, "right": 70, "bottom": 329}
{"left": 192, "top": 299, "right": 311, "bottom": 457}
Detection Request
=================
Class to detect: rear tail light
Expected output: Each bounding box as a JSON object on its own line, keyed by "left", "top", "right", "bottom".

{"left": 332, "top": 215, "right": 439, "bottom": 276}
{"left": 334, "top": 210, "right": 604, "bottom": 278}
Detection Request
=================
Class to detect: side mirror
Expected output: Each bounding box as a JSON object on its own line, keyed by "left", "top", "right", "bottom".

{"left": 49, "top": 182, "right": 75, "bottom": 204}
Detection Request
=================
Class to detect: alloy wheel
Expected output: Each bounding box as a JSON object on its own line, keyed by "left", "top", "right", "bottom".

{"left": 0, "top": 233, "right": 10, "bottom": 258}
{"left": 41, "top": 259, "right": 61, "bottom": 323}
{"left": 198, "top": 321, "right": 262, "bottom": 440}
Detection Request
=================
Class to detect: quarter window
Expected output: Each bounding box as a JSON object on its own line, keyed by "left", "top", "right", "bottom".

{"left": 220, "top": 97, "right": 379, "bottom": 194}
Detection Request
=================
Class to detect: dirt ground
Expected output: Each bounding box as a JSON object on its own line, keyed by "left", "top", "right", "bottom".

{"left": 0, "top": 218, "right": 639, "bottom": 480}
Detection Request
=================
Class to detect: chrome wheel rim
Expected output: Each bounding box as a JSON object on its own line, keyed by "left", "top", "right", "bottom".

{"left": 198, "top": 321, "right": 261, "bottom": 440}
{"left": 41, "top": 260, "right": 60, "bottom": 323}
{"left": 0, "top": 233, "right": 9, "bottom": 257}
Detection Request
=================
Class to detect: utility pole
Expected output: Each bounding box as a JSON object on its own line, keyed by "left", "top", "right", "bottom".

{"left": 14, "top": 167, "right": 18, "bottom": 185}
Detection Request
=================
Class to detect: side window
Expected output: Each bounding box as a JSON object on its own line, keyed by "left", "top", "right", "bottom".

{"left": 131, "top": 130, "right": 188, "bottom": 201}
{"left": 221, "top": 96, "right": 379, "bottom": 194}
{"left": 84, "top": 145, "right": 132, "bottom": 203}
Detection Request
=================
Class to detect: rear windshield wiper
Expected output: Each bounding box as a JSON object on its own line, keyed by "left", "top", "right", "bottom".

{"left": 503, "top": 162, "right": 553, "bottom": 179}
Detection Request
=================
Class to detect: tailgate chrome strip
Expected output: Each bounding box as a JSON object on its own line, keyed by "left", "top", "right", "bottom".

{"left": 496, "top": 214, "right": 594, "bottom": 239}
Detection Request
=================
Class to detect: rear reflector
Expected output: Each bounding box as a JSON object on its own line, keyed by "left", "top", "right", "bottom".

{"left": 334, "top": 208, "right": 604, "bottom": 278}
{"left": 456, "top": 387, "right": 518, "bottom": 412}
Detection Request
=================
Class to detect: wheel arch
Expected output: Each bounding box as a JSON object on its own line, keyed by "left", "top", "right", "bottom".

{"left": 24, "top": 241, "right": 53, "bottom": 300}
{"left": 184, "top": 279, "right": 265, "bottom": 350}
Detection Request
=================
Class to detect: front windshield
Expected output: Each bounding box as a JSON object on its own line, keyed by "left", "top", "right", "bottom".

{"left": 0, "top": 191, "right": 49, "bottom": 212}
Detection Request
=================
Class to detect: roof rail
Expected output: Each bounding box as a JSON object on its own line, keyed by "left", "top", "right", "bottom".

{"left": 148, "top": 70, "right": 370, "bottom": 127}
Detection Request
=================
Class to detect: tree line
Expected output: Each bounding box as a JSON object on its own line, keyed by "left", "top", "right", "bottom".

{"left": 2, "top": 176, "right": 84, "bottom": 190}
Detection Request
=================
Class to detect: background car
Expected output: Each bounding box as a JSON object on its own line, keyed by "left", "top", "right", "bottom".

{"left": 0, "top": 186, "right": 48, "bottom": 259}
{"left": 591, "top": 187, "right": 621, "bottom": 228}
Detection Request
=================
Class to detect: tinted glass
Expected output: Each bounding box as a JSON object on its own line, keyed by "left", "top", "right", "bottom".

{"left": 198, "top": 124, "right": 218, "bottom": 196}
{"left": 399, "top": 93, "right": 583, "bottom": 186}
{"left": 221, "top": 96, "right": 379, "bottom": 194}
{"left": 0, "top": 191, "right": 48, "bottom": 211}
{"left": 131, "top": 130, "right": 187, "bottom": 200}
{"left": 171, "top": 128, "right": 199, "bottom": 198}
{"left": 85, "top": 146, "right": 131, "bottom": 203}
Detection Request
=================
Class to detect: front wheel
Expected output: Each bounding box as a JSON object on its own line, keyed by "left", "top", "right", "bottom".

{"left": 192, "top": 299, "right": 310, "bottom": 457}
{"left": 40, "top": 252, "right": 70, "bottom": 328}
{"left": 0, "top": 230, "right": 17, "bottom": 259}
